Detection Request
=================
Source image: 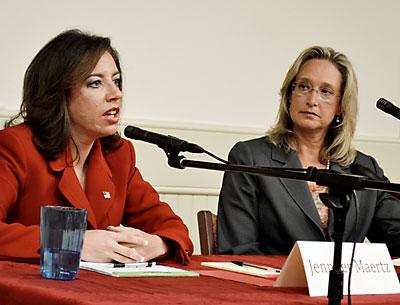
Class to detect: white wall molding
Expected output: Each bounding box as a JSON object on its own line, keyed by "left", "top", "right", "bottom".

{"left": 155, "top": 186, "right": 220, "bottom": 196}
{"left": 120, "top": 117, "right": 266, "bottom": 136}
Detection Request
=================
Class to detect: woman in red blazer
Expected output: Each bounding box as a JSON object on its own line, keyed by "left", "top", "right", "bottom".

{"left": 0, "top": 29, "right": 193, "bottom": 264}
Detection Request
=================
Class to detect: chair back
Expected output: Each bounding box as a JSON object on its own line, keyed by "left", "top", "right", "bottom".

{"left": 197, "top": 210, "right": 217, "bottom": 255}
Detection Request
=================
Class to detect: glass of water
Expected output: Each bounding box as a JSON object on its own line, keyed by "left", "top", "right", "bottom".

{"left": 40, "top": 206, "right": 87, "bottom": 280}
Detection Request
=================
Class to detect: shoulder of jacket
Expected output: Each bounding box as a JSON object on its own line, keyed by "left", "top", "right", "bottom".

{"left": 0, "top": 124, "right": 33, "bottom": 145}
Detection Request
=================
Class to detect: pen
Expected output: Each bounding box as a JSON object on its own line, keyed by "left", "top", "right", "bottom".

{"left": 83, "top": 262, "right": 156, "bottom": 268}
{"left": 231, "top": 261, "right": 280, "bottom": 273}
{"left": 112, "top": 262, "right": 155, "bottom": 268}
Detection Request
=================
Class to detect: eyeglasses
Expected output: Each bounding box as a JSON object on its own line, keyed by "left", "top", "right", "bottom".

{"left": 292, "top": 81, "right": 340, "bottom": 101}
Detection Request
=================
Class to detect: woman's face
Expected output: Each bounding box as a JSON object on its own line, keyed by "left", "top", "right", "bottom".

{"left": 289, "top": 59, "right": 341, "bottom": 136}
{"left": 68, "top": 51, "right": 122, "bottom": 144}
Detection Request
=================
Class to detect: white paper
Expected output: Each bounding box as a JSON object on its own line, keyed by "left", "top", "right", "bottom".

{"left": 80, "top": 261, "right": 199, "bottom": 277}
{"left": 275, "top": 241, "right": 400, "bottom": 296}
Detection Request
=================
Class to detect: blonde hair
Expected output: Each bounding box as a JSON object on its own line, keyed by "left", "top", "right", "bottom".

{"left": 267, "top": 46, "right": 358, "bottom": 166}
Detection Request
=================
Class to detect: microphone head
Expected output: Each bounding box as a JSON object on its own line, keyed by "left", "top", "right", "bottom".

{"left": 376, "top": 97, "right": 400, "bottom": 120}
{"left": 124, "top": 126, "right": 143, "bottom": 140}
{"left": 376, "top": 98, "right": 390, "bottom": 111}
{"left": 124, "top": 125, "right": 205, "bottom": 153}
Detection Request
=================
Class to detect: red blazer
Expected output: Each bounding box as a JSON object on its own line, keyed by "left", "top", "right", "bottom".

{"left": 0, "top": 124, "right": 193, "bottom": 263}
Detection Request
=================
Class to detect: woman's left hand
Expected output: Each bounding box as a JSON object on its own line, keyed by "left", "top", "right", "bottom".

{"left": 106, "top": 225, "right": 170, "bottom": 262}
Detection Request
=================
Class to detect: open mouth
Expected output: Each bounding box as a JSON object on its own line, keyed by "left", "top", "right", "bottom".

{"left": 103, "top": 107, "right": 120, "bottom": 117}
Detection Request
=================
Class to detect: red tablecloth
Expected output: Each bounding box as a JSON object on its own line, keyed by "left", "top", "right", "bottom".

{"left": 0, "top": 255, "right": 399, "bottom": 305}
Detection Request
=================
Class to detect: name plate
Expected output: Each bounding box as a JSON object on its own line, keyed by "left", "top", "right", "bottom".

{"left": 274, "top": 241, "right": 400, "bottom": 296}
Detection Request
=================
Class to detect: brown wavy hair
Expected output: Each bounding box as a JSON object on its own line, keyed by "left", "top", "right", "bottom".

{"left": 267, "top": 46, "right": 358, "bottom": 166}
{"left": 6, "top": 29, "right": 122, "bottom": 160}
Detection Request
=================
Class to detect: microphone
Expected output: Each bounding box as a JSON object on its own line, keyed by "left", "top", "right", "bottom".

{"left": 376, "top": 98, "right": 400, "bottom": 120}
{"left": 124, "top": 126, "right": 205, "bottom": 153}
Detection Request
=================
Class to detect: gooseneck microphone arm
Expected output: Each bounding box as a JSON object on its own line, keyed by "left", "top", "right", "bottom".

{"left": 171, "top": 156, "right": 400, "bottom": 193}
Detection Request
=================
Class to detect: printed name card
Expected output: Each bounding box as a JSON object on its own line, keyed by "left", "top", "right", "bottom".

{"left": 274, "top": 241, "right": 400, "bottom": 296}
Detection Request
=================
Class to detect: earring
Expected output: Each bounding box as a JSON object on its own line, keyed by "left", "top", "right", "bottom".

{"left": 335, "top": 115, "right": 341, "bottom": 124}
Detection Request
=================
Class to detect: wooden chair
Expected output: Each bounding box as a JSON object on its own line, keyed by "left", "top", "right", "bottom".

{"left": 197, "top": 210, "right": 217, "bottom": 255}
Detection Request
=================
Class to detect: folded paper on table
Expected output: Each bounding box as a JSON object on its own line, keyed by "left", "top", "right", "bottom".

{"left": 80, "top": 261, "right": 199, "bottom": 277}
{"left": 201, "top": 262, "right": 280, "bottom": 278}
{"left": 274, "top": 241, "right": 400, "bottom": 296}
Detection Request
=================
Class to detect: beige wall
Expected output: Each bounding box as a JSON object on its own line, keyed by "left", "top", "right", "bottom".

{"left": 1, "top": 0, "right": 400, "bottom": 137}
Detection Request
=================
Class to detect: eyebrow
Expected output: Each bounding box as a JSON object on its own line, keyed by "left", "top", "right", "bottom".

{"left": 296, "top": 78, "right": 337, "bottom": 88}
{"left": 88, "top": 71, "right": 121, "bottom": 78}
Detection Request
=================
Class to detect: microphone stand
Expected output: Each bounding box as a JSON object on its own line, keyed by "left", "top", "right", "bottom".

{"left": 320, "top": 189, "right": 350, "bottom": 305}
{"left": 162, "top": 149, "right": 400, "bottom": 305}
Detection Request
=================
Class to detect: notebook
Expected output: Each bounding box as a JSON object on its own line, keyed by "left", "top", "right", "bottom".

{"left": 80, "top": 261, "right": 199, "bottom": 277}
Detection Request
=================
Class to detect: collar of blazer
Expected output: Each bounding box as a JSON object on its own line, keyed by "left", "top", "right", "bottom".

{"left": 269, "top": 144, "right": 351, "bottom": 237}
{"left": 48, "top": 140, "right": 115, "bottom": 229}
{"left": 270, "top": 144, "right": 358, "bottom": 239}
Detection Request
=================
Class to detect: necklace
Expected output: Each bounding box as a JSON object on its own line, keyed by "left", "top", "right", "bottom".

{"left": 307, "top": 158, "right": 330, "bottom": 230}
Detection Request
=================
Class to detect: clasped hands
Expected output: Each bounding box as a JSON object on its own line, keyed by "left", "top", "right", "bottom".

{"left": 81, "top": 225, "right": 170, "bottom": 263}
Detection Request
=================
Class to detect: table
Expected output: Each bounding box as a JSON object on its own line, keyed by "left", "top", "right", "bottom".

{"left": 1, "top": 255, "right": 399, "bottom": 305}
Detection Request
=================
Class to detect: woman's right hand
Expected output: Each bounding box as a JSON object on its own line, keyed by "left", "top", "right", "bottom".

{"left": 80, "top": 229, "right": 148, "bottom": 263}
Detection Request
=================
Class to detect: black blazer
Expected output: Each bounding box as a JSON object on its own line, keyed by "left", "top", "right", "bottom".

{"left": 217, "top": 137, "right": 400, "bottom": 255}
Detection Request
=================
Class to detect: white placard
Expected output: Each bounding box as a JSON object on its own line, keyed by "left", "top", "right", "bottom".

{"left": 274, "top": 241, "right": 400, "bottom": 296}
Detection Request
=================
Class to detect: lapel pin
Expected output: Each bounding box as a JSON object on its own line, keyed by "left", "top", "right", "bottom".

{"left": 102, "top": 191, "right": 111, "bottom": 199}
